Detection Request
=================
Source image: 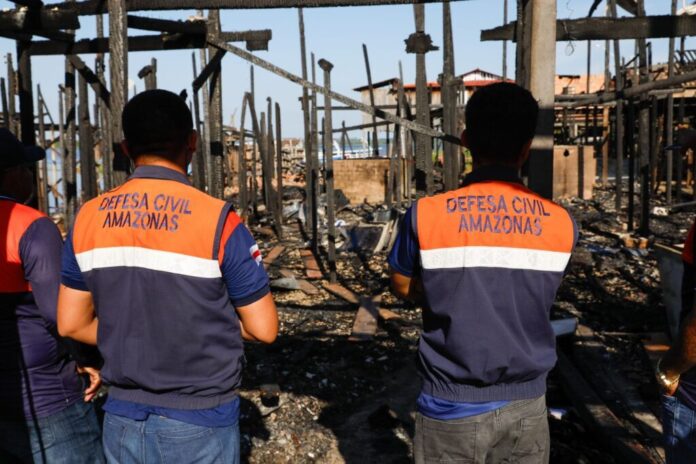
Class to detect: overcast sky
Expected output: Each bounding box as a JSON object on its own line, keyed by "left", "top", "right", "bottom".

{"left": 0, "top": 0, "right": 693, "bottom": 137}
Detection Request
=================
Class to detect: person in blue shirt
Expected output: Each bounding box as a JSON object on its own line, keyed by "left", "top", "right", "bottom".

{"left": 57, "top": 90, "right": 278, "bottom": 464}
{"left": 0, "top": 128, "right": 103, "bottom": 463}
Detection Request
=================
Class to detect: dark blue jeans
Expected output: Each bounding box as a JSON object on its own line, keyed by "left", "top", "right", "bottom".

{"left": 662, "top": 395, "right": 696, "bottom": 464}
{"left": 0, "top": 400, "right": 104, "bottom": 463}
{"left": 103, "top": 412, "right": 240, "bottom": 464}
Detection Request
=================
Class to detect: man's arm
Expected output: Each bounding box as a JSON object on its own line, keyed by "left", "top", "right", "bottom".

{"left": 390, "top": 269, "right": 425, "bottom": 305}
{"left": 219, "top": 212, "right": 278, "bottom": 344}
{"left": 57, "top": 285, "right": 98, "bottom": 345}
{"left": 236, "top": 293, "right": 278, "bottom": 343}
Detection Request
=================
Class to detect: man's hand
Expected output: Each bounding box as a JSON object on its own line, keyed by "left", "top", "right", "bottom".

{"left": 389, "top": 268, "right": 425, "bottom": 305}
{"left": 77, "top": 366, "right": 101, "bottom": 402}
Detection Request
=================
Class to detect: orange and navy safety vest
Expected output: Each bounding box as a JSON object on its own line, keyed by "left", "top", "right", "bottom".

{"left": 62, "top": 166, "right": 256, "bottom": 409}
{"left": 0, "top": 199, "right": 42, "bottom": 293}
{"left": 1, "top": 198, "right": 86, "bottom": 419}
{"left": 389, "top": 166, "right": 577, "bottom": 403}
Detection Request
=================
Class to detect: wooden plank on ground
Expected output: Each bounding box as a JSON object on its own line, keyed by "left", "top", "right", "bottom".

{"left": 556, "top": 352, "right": 660, "bottom": 464}
{"left": 349, "top": 296, "right": 381, "bottom": 342}
{"left": 322, "top": 282, "right": 359, "bottom": 304}
{"left": 279, "top": 268, "right": 319, "bottom": 295}
{"left": 571, "top": 326, "right": 664, "bottom": 461}
{"left": 263, "top": 245, "right": 285, "bottom": 267}
{"left": 300, "top": 249, "right": 323, "bottom": 279}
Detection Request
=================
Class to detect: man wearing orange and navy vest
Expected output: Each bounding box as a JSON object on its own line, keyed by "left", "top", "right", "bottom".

{"left": 389, "top": 83, "right": 577, "bottom": 463}
{"left": 57, "top": 90, "right": 278, "bottom": 464}
{"left": 657, "top": 223, "right": 696, "bottom": 463}
{"left": 0, "top": 128, "right": 104, "bottom": 463}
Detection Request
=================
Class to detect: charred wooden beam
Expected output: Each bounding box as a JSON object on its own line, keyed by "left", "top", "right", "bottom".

{"left": 192, "top": 48, "right": 226, "bottom": 93}
{"left": 0, "top": 7, "right": 78, "bottom": 31}
{"left": 16, "top": 40, "right": 34, "bottom": 146}
{"left": 482, "top": 15, "right": 696, "bottom": 42}
{"left": 127, "top": 14, "right": 206, "bottom": 34}
{"left": 207, "top": 10, "right": 224, "bottom": 199}
{"left": 10, "top": 0, "right": 44, "bottom": 7}
{"left": 66, "top": 54, "right": 110, "bottom": 108}
{"left": 26, "top": 30, "right": 272, "bottom": 56}
{"left": 54, "top": 0, "right": 465, "bottom": 15}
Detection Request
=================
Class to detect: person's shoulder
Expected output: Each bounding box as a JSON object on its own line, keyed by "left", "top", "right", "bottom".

{"left": 2, "top": 200, "right": 46, "bottom": 230}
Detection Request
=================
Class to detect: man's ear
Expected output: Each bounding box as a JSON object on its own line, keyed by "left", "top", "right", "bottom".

{"left": 187, "top": 130, "right": 198, "bottom": 152}
{"left": 460, "top": 129, "right": 469, "bottom": 148}
{"left": 120, "top": 140, "right": 132, "bottom": 159}
{"left": 518, "top": 139, "right": 533, "bottom": 166}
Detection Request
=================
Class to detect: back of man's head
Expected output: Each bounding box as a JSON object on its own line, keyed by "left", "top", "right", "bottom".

{"left": 464, "top": 82, "right": 539, "bottom": 166}
{"left": 122, "top": 89, "right": 193, "bottom": 160}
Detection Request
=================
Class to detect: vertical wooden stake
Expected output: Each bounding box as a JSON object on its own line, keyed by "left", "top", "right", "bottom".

{"left": 275, "top": 102, "right": 284, "bottom": 237}
{"left": 78, "top": 73, "right": 97, "bottom": 202}
{"left": 109, "top": 0, "right": 129, "bottom": 186}
{"left": 362, "top": 44, "right": 379, "bottom": 157}
{"left": 319, "top": 59, "right": 336, "bottom": 284}
{"left": 442, "top": 0, "right": 458, "bottom": 192}
{"left": 207, "top": 9, "right": 224, "bottom": 199}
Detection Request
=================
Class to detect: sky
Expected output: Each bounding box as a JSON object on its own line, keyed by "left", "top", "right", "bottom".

{"left": 0, "top": 0, "right": 694, "bottom": 138}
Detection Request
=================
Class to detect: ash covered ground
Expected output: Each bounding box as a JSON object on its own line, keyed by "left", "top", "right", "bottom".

{"left": 236, "top": 185, "right": 691, "bottom": 463}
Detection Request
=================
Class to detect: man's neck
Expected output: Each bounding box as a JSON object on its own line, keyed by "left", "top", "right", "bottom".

{"left": 134, "top": 158, "right": 187, "bottom": 174}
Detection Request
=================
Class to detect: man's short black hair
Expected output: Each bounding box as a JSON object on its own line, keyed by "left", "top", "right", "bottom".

{"left": 464, "top": 82, "right": 539, "bottom": 165}
{"left": 122, "top": 89, "right": 193, "bottom": 159}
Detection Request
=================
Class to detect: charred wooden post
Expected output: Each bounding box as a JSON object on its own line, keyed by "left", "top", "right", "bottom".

{"left": 64, "top": 69, "right": 78, "bottom": 226}
{"left": 238, "top": 94, "right": 249, "bottom": 215}
{"left": 109, "top": 0, "right": 130, "bottom": 185}
{"left": 636, "top": 0, "right": 650, "bottom": 234}
{"left": 310, "top": 52, "right": 319, "bottom": 253}
{"left": 397, "top": 64, "right": 409, "bottom": 205}
{"left": 515, "top": 0, "right": 532, "bottom": 89}
{"left": 610, "top": 0, "right": 624, "bottom": 211}
{"left": 409, "top": 4, "right": 436, "bottom": 196}
{"left": 665, "top": 0, "right": 678, "bottom": 204}
{"left": 627, "top": 97, "right": 636, "bottom": 231}
{"left": 0, "top": 78, "right": 9, "bottom": 129}
{"left": 58, "top": 87, "right": 69, "bottom": 221}
{"left": 191, "top": 53, "right": 206, "bottom": 190}
{"left": 266, "top": 97, "right": 276, "bottom": 214}
{"left": 298, "top": 8, "right": 315, "bottom": 244}
{"left": 249, "top": 66, "right": 258, "bottom": 215}
{"left": 602, "top": 12, "right": 610, "bottom": 187}
{"left": 198, "top": 43, "right": 213, "bottom": 192}
{"left": 319, "top": 58, "right": 336, "bottom": 284}
{"left": 7, "top": 53, "right": 17, "bottom": 136}
{"left": 36, "top": 85, "right": 48, "bottom": 213}
{"left": 362, "top": 44, "right": 379, "bottom": 157}
{"left": 441, "top": 0, "right": 458, "bottom": 192}
{"left": 78, "top": 73, "right": 97, "bottom": 201}
{"left": 259, "top": 111, "right": 270, "bottom": 209}
{"left": 274, "top": 102, "right": 283, "bottom": 237}
{"left": 502, "top": 0, "right": 508, "bottom": 80}
{"left": 526, "top": 0, "right": 556, "bottom": 198}
{"left": 649, "top": 96, "right": 659, "bottom": 192}
{"left": 96, "top": 13, "right": 112, "bottom": 191}
{"left": 207, "top": 9, "right": 224, "bottom": 199}
{"left": 16, "top": 41, "right": 33, "bottom": 146}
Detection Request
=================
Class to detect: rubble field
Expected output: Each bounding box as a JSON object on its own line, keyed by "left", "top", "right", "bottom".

{"left": 236, "top": 184, "right": 690, "bottom": 464}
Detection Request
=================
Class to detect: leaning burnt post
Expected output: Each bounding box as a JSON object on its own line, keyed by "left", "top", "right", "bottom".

{"left": 441, "top": 0, "right": 459, "bottom": 192}
{"left": 665, "top": 0, "right": 679, "bottom": 204}
{"left": 362, "top": 44, "right": 379, "bottom": 157}
{"left": 407, "top": 5, "right": 437, "bottom": 197}
{"left": 319, "top": 58, "right": 337, "bottom": 284}
{"left": 36, "top": 86, "right": 49, "bottom": 214}
{"left": 238, "top": 94, "right": 249, "bottom": 216}
{"left": 298, "top": 8, "right": 314, "bottom": 240}
{"left": 274, "top": 102, "right": 284, "bottom": 238}
{"left": 95, "top": 12, "right": 113, "bottom": 191}
{"left": 78, "top": 73, "right": 98, "bottom": 202}
{"left": 259, "top": 111, "right": 270, "bottom": 211}
{"left": 1, "top": 78, "right": 9, "bottom": 130}
{"left": 109, "top": 0, "right": 130, "bottom": 186}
